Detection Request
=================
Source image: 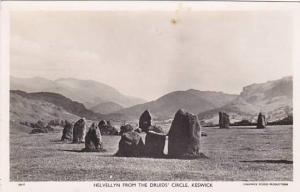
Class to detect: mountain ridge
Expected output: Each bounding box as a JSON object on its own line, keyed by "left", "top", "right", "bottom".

{"left": 10, "top": 90, "right": 117, "bottom": 121}
{"left": 10, "top": 76, "right": 146, "bottom": 109}
{"left": 113, "top": 89, "right": 238, "bottom": 120}
{"left": 198, "top": 76, "right": 293, "bottom": 124}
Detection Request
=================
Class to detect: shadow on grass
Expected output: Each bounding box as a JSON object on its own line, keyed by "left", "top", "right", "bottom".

{"left": 114, "top": 152, "right": 209, "bottom": 160}
{"left": 50, "top": 139, "right": 64, "bottom": 143}
{"left": 58, "top": 149, "right": 108, "bottom": 153}
{"left": 50, "top": 139, "right": 85, "bottom": 144}
{"left": 228, "top": 127, "right": 258, "bottom": 130}
{"left": 58, "top": 149, "right": 83, "bottom": 153}
{"left": 240, "top": 160, "right": 293, "bottom": 164}
{"left": 239, "top": 147, "right": 255, "bottom": 151}
{"left": 59, "top": 149, "right": 209, "bottom": 160}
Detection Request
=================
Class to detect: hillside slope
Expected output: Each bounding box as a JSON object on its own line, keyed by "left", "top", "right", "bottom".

{"left": 10, "top": 76, "right": 146, "bottom": 108}
{"left": 10, "top": 90, "right": 111, "bottom": 121}
{"left": 114, "top": 90, "right": 237, "bottom": 120}
{"left": 90, "top": 102, "right": 123, "bottom": 114}
{"left": 10, "top": 91, "right": 79, "bottom": 130}
{"left": 198, "top": 76, "right": 293, "bottom": 124}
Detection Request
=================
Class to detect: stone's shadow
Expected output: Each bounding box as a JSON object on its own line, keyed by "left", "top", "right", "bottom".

{"left": 227, "top": 127, "right": 258, "bottom": 130}
{"left": 240, "top": 160, "right": 293, "bottom": 164}
{"left": 50, "top": 139, "right": 64, "bottom": 143}
{"left": 81, "top": 148, "right": 107, "bottom": 152}
{"left": 58, "top": 149, "right": 82, "bottom": 153}
{"left": 239, "top": 147, "right": 255, "bottom": 151}
{"left": 58, "top": 148, "right": 209, "bottom": 160}
{"left": 166, "top": 152, "right": 209, "bottom": 160}
{"left": 114, "top": 152, "right": 209, "bottom": 160}
{"left": 50, "top": 139, "right": 84, "bottom": 144}
{"left": 58, "top": 149, "right": 107, "bottom": 153}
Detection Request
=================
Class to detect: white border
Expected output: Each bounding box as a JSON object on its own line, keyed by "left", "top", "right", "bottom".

{"left": 1, "top": 1, "right": 299, "bottom": 192}
{"left": 3, "top": 1, "right": 300, "bottom": 11}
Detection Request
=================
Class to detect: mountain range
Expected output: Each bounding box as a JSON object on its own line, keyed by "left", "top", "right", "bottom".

{"left": 10, "top": 76, "right": 146, "bottom": 111}
{"left": 113, "top": 90, "right": 238, "bottom": 120}
{"left": 10, "top": 76, "right": 293, "bottom": 125}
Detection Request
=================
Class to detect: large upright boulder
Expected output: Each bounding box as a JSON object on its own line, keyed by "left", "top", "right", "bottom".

{"left": 139, "top": 110, "right": 152, "bottom": 132}
{"left": 82, "top": 123, "right": 104, "bottom": 152}
{"left": 257, "top": 113, "right": 267, "bottom": 129}
{"left": 219, "top": 112, "right": 230, "bottom": 129}
{"left": 145, "top": 131, "right": 166, "bottom": 158}
{"left": 61, "top": 120, "right": 73, "bottom": 141}
{"left": 73, "top": 118, "right": 87, "bottom": 143}
{"left": 115, "top": 131, "right": 145, "bottom": 157}
{"left": 168, "top": 109, "right": 202, "bottom": 158}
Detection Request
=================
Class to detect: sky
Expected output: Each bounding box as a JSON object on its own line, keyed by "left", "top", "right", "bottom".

{"left": 10, "top": 11, "right": 293, "bottom": 101}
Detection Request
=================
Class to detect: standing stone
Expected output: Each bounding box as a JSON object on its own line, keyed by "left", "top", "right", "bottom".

{"left": 98, "top": 120, "right": 107, "bottom": 128}
{"left": 139, "top": 110, "right": 152, "bottom": 132}
{"left": 73, "top": 118, "right": 87, "bottom": 143}
{"left": 82, "top": 123, "right": 104, "bottom": 152}
{"left": 119, "top": 124, "right": 134, "bottom": 135}
{"left": 168, "top": 109, "right": 202, "bottom": 158}
{"left": 219, "top": 112, "right": 230, "bottom": 129}
{"left": 115, "top": 131, "right": 145, "bottom": 157}
{"left": 61, "top": 120, "right": 73, "bottom": 141}
{"left": 98, "top": 120, "right": 118, "bottom": 135}
{"left": 98, "top": 120, "right": 107, "bottom": 135}
{"left": 145, "top": 131, "right": 166, "bottom": 157}
{"left": 257, "top": 113, "right": 267, "bottom": 129}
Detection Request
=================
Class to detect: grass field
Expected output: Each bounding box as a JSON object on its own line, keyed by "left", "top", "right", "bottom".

{"left": 10, "top": 125, "right": 292, "bottom": 181}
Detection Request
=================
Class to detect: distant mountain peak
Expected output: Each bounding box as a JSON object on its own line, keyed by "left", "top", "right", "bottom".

{"left": 114, "top": 88, "right": 238, "bottom": 120}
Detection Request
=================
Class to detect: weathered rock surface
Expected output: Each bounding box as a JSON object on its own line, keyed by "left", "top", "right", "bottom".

{"left": 119, "top": 124, "right": 134, "bottom": 135}
{"left": 219, "top": 112, "right": 230, "bottom": 128}
{"left": 61, "top": 120, "right": 73, "bottom": 141}
{"left": 73, "top": 118, "right": 86, "bottom": 143}
{"left": 115, "top": 131, "right": 145, "bottom": 157}
{"left": 98, "top": 120, "right": 118, "bottom": 135}
{"left": 82, "top": 123, "right": 104, "bottom": 152}
{"left": 139, "top": 110, "right": 152, "bottom": 132}
{"left": 145, "top": 131, "right": 166, "bottom": 157}
{"left": 257, "top": 112, "right": 267, "bottom": 129}
{"left": 168, "top": 109, "right": 202, "bottom": 158}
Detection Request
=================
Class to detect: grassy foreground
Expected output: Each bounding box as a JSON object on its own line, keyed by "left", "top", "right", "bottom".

{"left": 10, "top": 125, "right": 292, "bottom": 181}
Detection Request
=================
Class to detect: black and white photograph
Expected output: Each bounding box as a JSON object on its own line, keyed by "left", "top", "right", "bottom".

{"left": 0, "top": 1, "right": 299, "bottom": 191}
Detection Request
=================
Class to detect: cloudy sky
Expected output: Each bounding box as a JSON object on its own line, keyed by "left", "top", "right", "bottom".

{"left": 10, "top": 11, "right": 293, "bottom": 101}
